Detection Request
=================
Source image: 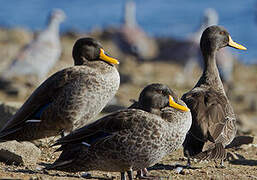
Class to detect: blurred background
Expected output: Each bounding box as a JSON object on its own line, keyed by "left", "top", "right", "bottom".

{"left": 0, "top": 0, "right": 256, "bottom": 63}
{"left": 0, "top": 0, "right": 256, "bottom": 135}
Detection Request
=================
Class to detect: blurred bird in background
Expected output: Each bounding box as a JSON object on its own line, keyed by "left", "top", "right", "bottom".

{"left": 112, "top": 0, "right": 158, "bottom": 61}
{"left": 0, "top": 9, "right": 66, "bottom": 94}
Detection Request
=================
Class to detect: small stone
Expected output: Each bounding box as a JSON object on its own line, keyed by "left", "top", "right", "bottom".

{"left": 81, "top": 172, "right": 92, "bottom": 178}
{"left": 175, "top": 166, "right": 183, "bottom": 174}
{"left": 36, "top": 165, "right": 43, "bottom": 171}
{"left": 182, "top": 169, "right": 191, "bottom": 175}
{"left": 0, "top": 140, "right": 41, "bottom": 166}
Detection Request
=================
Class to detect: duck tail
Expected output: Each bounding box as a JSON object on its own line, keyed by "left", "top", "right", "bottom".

{"left": 0, "top": 126, "right": 23, "bottom": 142}
{"left": 45, "top": 149, "right": 76, "bottom": 171}
{"left": 45, "top": 144, "right": 82, "bottom": 171}
{"left": 45, "top": 159, "right": 74, "bottom": 170}
{"left": 193, "top": 143, "right": 227, "bottom": 161}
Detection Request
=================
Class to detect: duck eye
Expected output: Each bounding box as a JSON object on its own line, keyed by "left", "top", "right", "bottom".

{"left": 156, "top": 90, "right": 163, "bottom": 94}
{"left": 219, "top": 31, "right": 226, "bottom": 35}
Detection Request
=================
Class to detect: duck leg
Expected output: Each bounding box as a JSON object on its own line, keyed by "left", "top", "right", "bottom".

{"left": 121, "top": 172, "right": 126, "bottom": 180}
{"left": 136, "top": 170, "right": 143, "bottom": 178}
{"left": 127, "top": 170, "right": 133, "bottom": 180}
{"left": 136, "top": 168, "right": 148, "bottom": 178}
{"left": 185, "top": 150, "right": 191, "bottom": 167}
{"left": 214, "top": 159, "right": 225, "bottom": 169}
{"left": 142, "top": 168, "right": 148, "bottom": 176}
{"left": 220, "top": 159, "right": 225, "bottom": 168}
{"left": 61, "top": 131, "right": 65, "bottom": 138}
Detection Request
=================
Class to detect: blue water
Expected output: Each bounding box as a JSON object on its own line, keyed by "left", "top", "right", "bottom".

{"left": 0, "top": 0, "right": 256, "bottom": 64}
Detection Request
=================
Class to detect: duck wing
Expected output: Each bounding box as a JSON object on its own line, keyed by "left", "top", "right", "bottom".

{"left": 0, "top": 67, "right": 83, "bottom": 138}
{"left": 53, "top": 109, "right": 144, "bottom": 148}
{"left": 182, "top": 88, "right": 234, "bottom": 159}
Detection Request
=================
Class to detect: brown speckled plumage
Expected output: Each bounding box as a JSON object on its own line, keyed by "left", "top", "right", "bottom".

{"left": 0, "top": 38, "right": 120, "bottom": 141}
{"left": 182, "top": 26, "right": 246, "bottom": 163}
{"left": 47, "top": 83, "right": 192, "bottom": 179}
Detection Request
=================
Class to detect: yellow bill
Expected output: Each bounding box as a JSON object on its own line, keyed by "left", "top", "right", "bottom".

{"left": 169, "top": 95, "right": 190, "bottom": 112}
{"left": 228, "top": 36, "right": 247, "bottom": 50}
{"left": 99, "top": 48, "right": 119, "bottom": 65}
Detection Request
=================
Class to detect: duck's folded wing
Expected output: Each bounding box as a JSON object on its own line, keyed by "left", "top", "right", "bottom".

{"left": 0, "top": 68, "right": 79, "bottom": 136}
{"left": 183, "top": 90, "right": 230, "bottom": 141}
{"left": 54, "top": 109, "right": 145, "bottom": 148}
{"left": 182, "top": 89, "right": 231, "bottom": 159}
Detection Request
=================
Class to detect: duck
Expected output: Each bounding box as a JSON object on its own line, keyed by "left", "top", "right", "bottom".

{"left": 1, "top": 9, "right": 65, "bottom": 82}
{"left": 186, "top": 8, "right": 236, "bottom": 88}
{"left": 46, "top": 83, "right": 191, "bottom": 180}
{"left": 112, "top": 0, "right": 158, "bottom": 60}
{"left": 0, "top": 37, "right": 120, "bottom": 141}
{"left": 182, "top": 25, "right": 246, "bottom": 167}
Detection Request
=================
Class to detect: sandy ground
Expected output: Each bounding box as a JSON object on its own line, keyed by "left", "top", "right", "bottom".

{"left": 0, "top": 28, "right": 256, "bottom": 179}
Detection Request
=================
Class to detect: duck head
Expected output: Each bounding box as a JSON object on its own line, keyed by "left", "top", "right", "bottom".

{"left": 200, "top": 25, "right": 246, "bottom": 56}
{"left": 138, "top": 83, "right": 189, "bottom": 113}
{"left": 72, "top": 37, "right": 119, "bottom": 66}
{"left": 49, "top": 9, "right": 66, "bottom": 24}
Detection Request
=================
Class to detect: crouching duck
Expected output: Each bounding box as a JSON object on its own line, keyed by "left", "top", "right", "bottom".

{"left": 46, "top": 83, "right": 191, "bottom": 180}
{"left": 0, "top": 38, "right": 120, "bottom": 141}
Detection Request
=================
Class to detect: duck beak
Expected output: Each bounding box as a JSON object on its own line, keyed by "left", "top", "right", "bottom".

{"left": 169, "top": 95, "right": 190, "bottom": 112}
{"left": 228, "top": 36, "right": 247, "bottom": 50}
{"left": 99, "top": 48, "right": 119, "bottom": 65}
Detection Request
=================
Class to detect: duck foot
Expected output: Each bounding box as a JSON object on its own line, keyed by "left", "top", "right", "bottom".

{"left": 136, "top": 168, "right": 148, "bottom": 178}
{"left": 214, "top": 159, "right": 225, "bottom": 168}
{"left": 185, "top": 150, "right": 193, "bottom": 168}
{"left": 136, "top": 169, "right": 163, "bottom": 180}
{"left": 121, "top": 170, "right": 133, "bottom": 180}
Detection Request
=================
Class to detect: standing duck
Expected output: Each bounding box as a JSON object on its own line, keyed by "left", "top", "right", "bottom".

{"left": 182, "top": 25, "right": 246, "bottom": 166}
{"left": 112, "top": 0, "right": 158, "bottom": 60}
{"left": 0, "top": 37, "right": 120, "bottom": 141}
{"left": 187, "top": 9, "right": 236, "bottom": 87}
{"left": 46, "top": 83, "right": 191, "bottom": 180}
{"left": 2, "top": 9, "right": 66, "bottom": 81}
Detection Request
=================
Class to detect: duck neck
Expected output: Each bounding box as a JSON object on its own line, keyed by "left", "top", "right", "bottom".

{"left": 45, "top": 19, "right": 60, "bottom": 35}
{"left": 197, "top": 50, "right": 225, "bottom": 93}
{"left": 75, "top": 58, "right": 113, "bottom": 71}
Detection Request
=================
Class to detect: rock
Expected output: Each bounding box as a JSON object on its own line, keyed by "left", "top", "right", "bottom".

{"left": 0, "top": 102, "right": 19, "bottom": 129}
{"left": 0, "top": 140, "right": 41, "bottom": 166}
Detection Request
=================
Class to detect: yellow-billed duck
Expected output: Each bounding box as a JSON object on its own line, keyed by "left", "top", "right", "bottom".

{"left": 46, "top": 83, "right": 191, "bottom": 180}
{"left": 0, "top": 37, "right": 120, "bottom": 141}
{"left": 188, "top": 9, "right": 236, "bottom": 86}
{"left": 182, "top": 25, "right": 246, "bottom": 166}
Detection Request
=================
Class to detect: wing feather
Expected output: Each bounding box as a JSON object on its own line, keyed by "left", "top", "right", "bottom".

{"left": 182, "top": 88, "right": 233, "bottom": 159}
{"left": 0, "top": 67, "right": 81, "bottom": 133}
